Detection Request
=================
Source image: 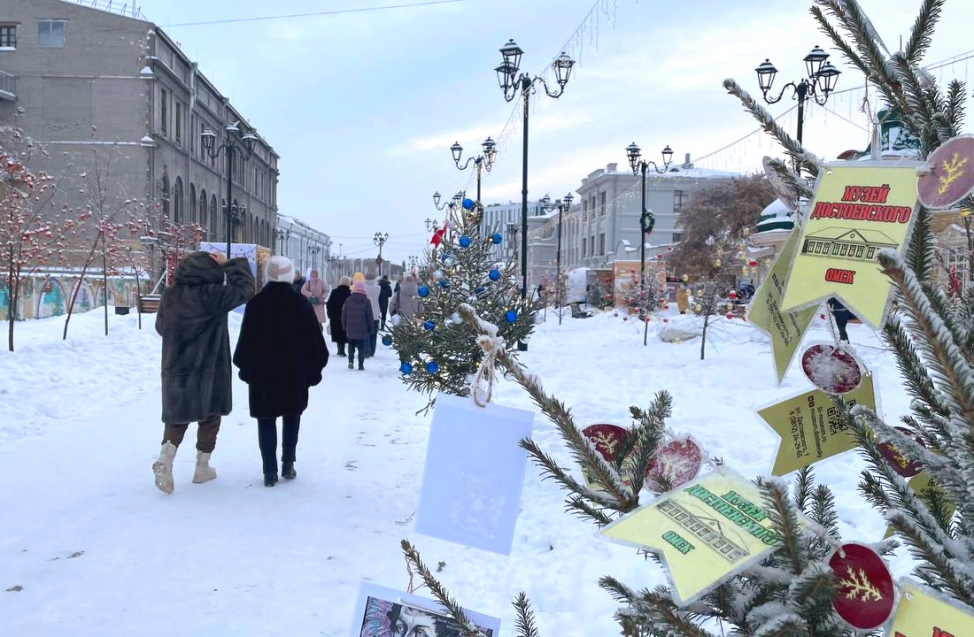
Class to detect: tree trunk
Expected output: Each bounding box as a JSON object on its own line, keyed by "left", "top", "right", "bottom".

{"left": 62, "top": 263, "right": 90, "bottom": 341}
{"left": 102, "top": 239, "right": 109, "bottom": 336}
{"left": 6, "top": 250, "right": 17, "bottom": 352}
{"left": 700, "top": 312, "right": 710, "bottom": 360}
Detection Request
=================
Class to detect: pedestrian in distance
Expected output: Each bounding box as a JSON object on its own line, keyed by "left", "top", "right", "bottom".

{"left": 152, "top": 250, "right": 255, "bottom": 494}
{"left": 363, "top": 272, "right": 382, "bottom": 357}
{"left": 326, "top": 276, "right": 352, "bottom": 357}
{"left": 342, "top": 281, "right": 375, "bottom": 371}
{"left": 301, "top": 269, "right": 328, "bottom": 331}
{"left": 378, "top": 274, "right": 393, "bottom": 329}
{"left": 234, "top": 256, "right": 329, "bottom": 487}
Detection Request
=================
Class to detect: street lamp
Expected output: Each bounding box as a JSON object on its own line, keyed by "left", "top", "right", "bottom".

{"left": 450, "top": 137, "right": 497, "bottom": 221}
{"left": 307, "top": 243, "right": 321, "bottom": 273}
{"left": 495, "top": 39, "right": 575, "bottom": 349}
{"left": 201, "top": 122, "right": 258, "bottom": 256}
{"left": 540, "top": 193, "right": 574, "bottom": 325}
{"left": 627, "top": 142, "right": 673, "bottom": 345}
{"left": 425, "top": 218, "right": 440, "bottom": 232}
{"left": 374, "top": 231, "right": 389, "bottom": 276}
{"left": 755, "top": 45, "right": 840, "bottom": 171}
{"left": 275, "top": 225, "right": 290, "bottom": 256}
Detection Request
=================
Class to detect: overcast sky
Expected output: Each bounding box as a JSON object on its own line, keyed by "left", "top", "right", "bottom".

{"left": 138, "top": 0, "right": 974, "bottom": 264}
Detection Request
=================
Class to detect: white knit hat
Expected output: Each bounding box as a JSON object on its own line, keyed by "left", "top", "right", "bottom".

{"left": 265, "top": 256, "right": 294, "bottom": 284}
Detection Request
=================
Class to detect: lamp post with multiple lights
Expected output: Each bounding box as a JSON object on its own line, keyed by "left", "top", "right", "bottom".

{"left": 450, "top": 137, "right": 497, "bottom": 212}
{"left": 201, "top": 123, "right": 258, "bottom": 257}
{"left": 373, "top": 231, "right": 389, "bottom": 276}
{"left": 539, "top": 193, "right": 574, "bottom": 325}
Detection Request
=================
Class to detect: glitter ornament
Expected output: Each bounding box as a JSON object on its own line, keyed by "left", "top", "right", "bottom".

{"left": 390, "top": 314, "right": 402, "bottom": 326}
{"left": 432, "top": 269, "right": 445, "bottom": 280}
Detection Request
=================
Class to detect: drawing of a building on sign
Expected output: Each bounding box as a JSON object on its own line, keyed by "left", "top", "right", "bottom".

{"left": 801, "top": 227, "right": 899, "bottom": 263}
{"left": 656, "top": 499, "right": 749, "bottom": 562}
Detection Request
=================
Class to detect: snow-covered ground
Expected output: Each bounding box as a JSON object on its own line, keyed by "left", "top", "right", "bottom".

{"left": 0, "top": 305, "right": 910, "bottom": 635}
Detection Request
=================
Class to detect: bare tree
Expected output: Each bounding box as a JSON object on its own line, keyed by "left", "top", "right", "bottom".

{"left": 0, "top": 126, "right": 75, "bottom": 352}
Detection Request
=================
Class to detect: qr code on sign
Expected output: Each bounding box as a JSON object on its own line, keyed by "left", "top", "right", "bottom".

{"left": 826, "top": 400, "right": 856, "bottom": 435}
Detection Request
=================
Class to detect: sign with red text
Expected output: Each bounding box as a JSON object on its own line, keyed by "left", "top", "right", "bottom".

{"left": 780, "top": 163, "right": 921, "bottom": 330}
{"left": 889, "top": 581, "right": 974, "bottom": 637}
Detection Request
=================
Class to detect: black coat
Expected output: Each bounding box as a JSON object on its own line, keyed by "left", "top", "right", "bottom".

{"left": 326, "top": 284, "right": 352, "bottom": 344}
{"left": 378, "top": 279, "right": 392, "bottom": 313}
{"left": 156, "top": 253, "right": 255, "bottom": 424}
{"left": 292, "top": 277, "right": 306, "bottom": 295}
{"left": 233, "top": 282, "right": 329, "bottom": 419}
{"left": 342, "top": 292, "right": 375, "bottom": 340}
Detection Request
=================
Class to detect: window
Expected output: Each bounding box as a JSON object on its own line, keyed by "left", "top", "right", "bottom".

{"left": 0, "top": 25, "right": 17, "bottom": 50}
{"left": 672, "top": 232, "right": 683, "bottom": 243}
{"left": 175, "top": 102, "right": 182, "bottom": 146}
{"left": 37, "top": 20, "right": 65, "bottom": 48}
{"left": 599, "top": 233, "right": 605, "bottom": 256}
{"left": 582, "top": 238, "right": 587, "bottom": 257}
{"left": 599, "top": 192, "right": 606, "bottom": 216}
{"left": 673, "top": 189, "right": 687, "bottom": 214}
{"left": 160, "top": 89, "right": 168, "bottom": 136}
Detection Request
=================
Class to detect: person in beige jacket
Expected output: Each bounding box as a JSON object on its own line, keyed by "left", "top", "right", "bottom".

{"left": 301, "top": 269, "right": 328, "bottom": 328}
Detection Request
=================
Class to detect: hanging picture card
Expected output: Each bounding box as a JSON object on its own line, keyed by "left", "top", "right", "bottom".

{"left": 758, "top": 374, "right": 878, "bottom": 476}
{"left": 779, "top": 162, "right": 921, "bottom": 330}
{"left": 414, "top": 394, "right": 535, "bottom": 556}
{"left": 601, "top": 467, "right": 797, "bottom": 605}
{"left": 352, "top": 582, "right": 500, "bottom": 637}
{"left": 888, "top": 580, "right": 974, "bottom": 637}
{"left": 746, "top": 227, "right": 818, "bottom": 384}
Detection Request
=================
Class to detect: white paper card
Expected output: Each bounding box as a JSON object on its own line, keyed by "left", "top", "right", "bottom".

{"left": 414, "top": 393, "right": 535, "bottom": 555}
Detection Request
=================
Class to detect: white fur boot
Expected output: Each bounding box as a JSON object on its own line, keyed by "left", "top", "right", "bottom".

{"left": 152, "top": 442, "right": 177, "bottom": 494}
{"left": 192, "top": 451, "right": 217, "bottom": 484}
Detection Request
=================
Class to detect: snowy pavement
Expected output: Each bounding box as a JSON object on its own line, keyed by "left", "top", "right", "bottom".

{"left": 0, "top": 307, "right": 913, "bottom": 635}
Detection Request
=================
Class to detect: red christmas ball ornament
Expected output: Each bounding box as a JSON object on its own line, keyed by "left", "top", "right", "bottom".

{"left": 656, "top": 254, "right": 663, "bottom": 260}
{"left": 728, "top": 290, "right": 738, "bottom": 300}
{"left": 663, "top": 305, "right": 670, "bottom": 311}
{"left": 726, "top": 312, "right": 734, "bottom": 320}
{"left": 613, "top": 312, "right": 619, "bottom": 317}
{"left": 828, "top": 543, "right": 895, "bottom": 630}
{"left": 820, "top": 313, "right": 827, "bottom": 320}
{"left": 623, "top": 316, "right": 628, "bottom": 321}
{"left": 662, "top": 318, "right": 669, "bottom": 323}
{"left": 748, "top": 259, "right": 758, "bottom": 267}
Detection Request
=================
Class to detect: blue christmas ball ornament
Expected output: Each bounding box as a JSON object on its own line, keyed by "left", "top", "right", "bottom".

{"left": 417, "top": 285, "right": 430, "bottom": 298}
{"left": 381, "top": 336, "right": 392, "bottom": 347}
{"left": 474, "top": 286, "right": 486, "bottom": 296}
{"left": 488, "top": 269, "right": 501, "bottom": 282}
{"left": 400, "top": 362, "right": 413, "bottom": 375}
{"left": 440, "top": 252, "right": 452, "bottom": 263}
{"left": 491, "top": 232, "right": 502, "bottom": 244}
{"left": 423, "top": 319, "right": 436, "bottom": 331}
{"left": 425, "top": 361, "right": 439, "bottom": 374}
{"left": 458, "top": 235, "right": 471, "bottom": 248}
{"left": 462, "top": 198, "right": 474, "bottom": 210}
{"left": 505, "top": 309, "right": 517, "bottom": 323}
{"left": 438, "top": 278, "right": 450, "bottom": 289}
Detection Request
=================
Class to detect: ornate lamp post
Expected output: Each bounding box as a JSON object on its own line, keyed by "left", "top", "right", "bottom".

{"left": 275, "top": 225, "right": 290, "bottom": 256}
{"left": 307, "top": 243, "right": 321, "bottom": 274}
{"left": 495, "top": 39, "right": 575, "bottom": 348}
{"left": 627, "top": 142, "right": 674, "bottom": 345}
{"left": 450, "top": 137, "right": 497, "bottom": 219}
{"left": 201, "top": 123, "right": 258, "bottom": 257}
{"left": 755, "top": 45, "right": 840, "bottom": 171}
{"left": 373, "top": 231, "right": 389, "bottom": 276}
{"left": 540, "top": 193, "right": 574, "bottom": 325}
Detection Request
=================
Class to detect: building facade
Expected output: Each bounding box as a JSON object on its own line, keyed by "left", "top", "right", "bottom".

{"left": 0, "top": 0, "right": 279, "bottom": 251}
{"left": 275, "top": 215, "right": 331, "bottom": 278}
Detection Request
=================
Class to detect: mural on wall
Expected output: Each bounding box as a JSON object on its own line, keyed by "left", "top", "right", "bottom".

{"left": 35, "top": 278, "right": 66, "bottom": 319}
{"left": 72, "top": 280, "right": 94, "bottom": 314}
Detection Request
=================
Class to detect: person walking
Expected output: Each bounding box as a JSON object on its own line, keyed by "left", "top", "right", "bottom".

{"left": 342, "top": 281, "right": 375, "bottom": 370}
{"left": 301, "top": 269, "right": 328, "bottom": 331}
{"left": 234, "top": 256, "right": 329, "bottom": 487}
{"left": 326, "top": 277, "right": 352, "bottom": 357}
{"left": 675, "top": 285, "right": 690, "bottom": 315}
{"left": 363, "top": 273, "right": 382, "bottom": 357}
{"left": 152, "top": 250, "right": 255, "bottom": 494}
{"left": 389, "top": 273, "right": 423, "bottom": 319}
{"left": 378, "top": 275, "right": 393, "bottom": 329}
{"left": 292, "top": 270, "right": 307, "bottom": 295}
{"left": 827, "top": 297, "right": 855, "bottom": 343}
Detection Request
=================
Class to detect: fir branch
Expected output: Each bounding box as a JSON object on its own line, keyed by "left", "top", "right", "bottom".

{"left": 399, "top": 540, "right": 485, "bottom": 637}
{"left": 624, "top": 395, "right": 671, "bottom": 494}
{"left": 756, "top": 478, "right": 807, "bottom": 575}
{"left": 721, "top": 79, "right": 823, "bottom": 177}
{"left": 599, "top": 578, "right": 718, "bottom": 637}
{"left": 790, "top": 561, "right": 839, "bottom": 624}
{"left": 810, "top": 484, "right": 842, "bottom": 545}
{"left": 766, "top": 158, "right": 815, "bottom": 202}
{"left": 518, "top": 439, "right": 623, "bottom": 514}
{"left": 512, "top": 593, "right": 542, "bottom": 637}
{"left": 944, "top": 80, "right": 968, "bottom": 133}
{"left": 883, "top": 313, "right": 951, "bottom": 420}
{"left": 794, "top": 466, "right": 815, "bottom": 514}
{"left": 904, "top": 206, "right": 936, "bottom": 284}
{"left": 904, "top": 0, "right": 946, "bottom": 64}
{"left": 565, "top": 494, "right": 615, "bottom": 527}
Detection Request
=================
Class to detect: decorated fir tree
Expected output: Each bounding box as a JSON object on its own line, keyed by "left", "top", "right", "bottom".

{"left": 384, "top": 207, "right": 537, "bottom": 410}
{"left": 397, "top": 1, "right": 974, "bottom": 635}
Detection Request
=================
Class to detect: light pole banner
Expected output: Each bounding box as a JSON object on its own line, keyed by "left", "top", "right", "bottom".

{"left": 779, "top": 162, "right": 921, "bottom": 330}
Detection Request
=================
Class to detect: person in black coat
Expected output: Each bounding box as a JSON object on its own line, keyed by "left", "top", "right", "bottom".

{"left": 342, "top": 281, "right": 375, "bottom": 370}
{"left": 378, "top": 275, "right": 393, "bottom": 328}
{"left": 292, "top": 270, "right": 307, "bottom": 295}
{"left": 827, "top": 297, "right": 855, "bottom": 342}
{"left": 152, "top": 251, "right": 255, "bottom": 494}
{"left": 234, "top": 256, "right": 329, "bottom": 487}
{"left": 326, "top": 276, "right": 352, "bottom": 356}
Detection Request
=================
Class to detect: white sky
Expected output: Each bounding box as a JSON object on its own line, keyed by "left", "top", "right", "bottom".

{"left": 138, "top": 0, "right": 974, "bottom": 263}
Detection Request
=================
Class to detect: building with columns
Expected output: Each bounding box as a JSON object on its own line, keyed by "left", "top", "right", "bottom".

{"left": 275, "top": 215, "right": 331, "bottom": 278}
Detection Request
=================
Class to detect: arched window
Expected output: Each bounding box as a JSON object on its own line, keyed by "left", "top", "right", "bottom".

{"left": 211, "top": 195, "right": 218, "bottom": 241}
{"left": 173, "top": 177, "right": 183, "bottom": 224}
{"left": 161, "top": 175, "right": 170, "bottom": 216}
{"left": 199, "top": 189, "right": 207, "bottom": 236}
{"left": 189, "top": 184, "right": 197, "bottom": 225}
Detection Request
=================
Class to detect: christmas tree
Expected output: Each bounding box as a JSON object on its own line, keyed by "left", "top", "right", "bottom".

{"left": 384, "top": 204, "right": 537, "bottom": 410}
{"left": 399, "top": 0, "right": 974, "bottom": 634}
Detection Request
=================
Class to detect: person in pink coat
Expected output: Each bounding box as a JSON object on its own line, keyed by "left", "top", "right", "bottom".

{"left": 301, "top": 270, "right": 328, "bottom": 329}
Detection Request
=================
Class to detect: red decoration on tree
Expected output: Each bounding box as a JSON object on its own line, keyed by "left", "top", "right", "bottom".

{"left": 878, "top": 427, "right": 926, "bottom": 478}
{"left": 726, "top": 312, "right": 734, "bottom": 320}
{"left": 801, "top": 343, "right": 863, "bottom": 394}
{"left": 828, "top": 543, "right": 895, "bottom": 630}
{"left": 430, "top": 226, "right": 447, "bottom": 246}
{"left": 645, "top": 437, "right": 703, "bottom": 493}
{"left": 581, "top": 424, "right": 627, "bottom": 462}
{"left": 728, "top": 290, "right": 738, "bottom": 300}
{"left": 748, "top": 259, "right": 758, "bottom": 267}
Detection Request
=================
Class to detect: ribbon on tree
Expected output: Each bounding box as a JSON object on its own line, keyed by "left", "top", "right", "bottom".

{"left": 470, "top": 333, "right": 503, "bottom": 407}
